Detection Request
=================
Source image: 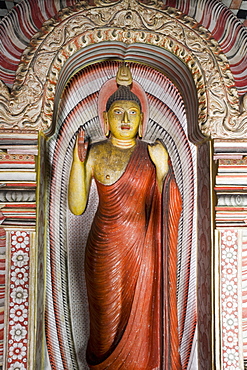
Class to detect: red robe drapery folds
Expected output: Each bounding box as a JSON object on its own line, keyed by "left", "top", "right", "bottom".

{"left": 84, "top": 140, "right": 182, "bottom": 370}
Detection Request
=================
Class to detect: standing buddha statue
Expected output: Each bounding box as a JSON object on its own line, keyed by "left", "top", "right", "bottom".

{"left": 68, "top": 64, "right": 182, "bottom": 369}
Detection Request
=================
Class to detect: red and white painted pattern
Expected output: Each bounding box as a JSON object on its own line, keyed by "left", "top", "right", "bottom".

{"left": 6, "top": 231, "right": 30, "bottom": 370}
{"left": 164, "top": 0, "right": 247, "bottom": 94}
{"left": 0, "top": 0, "right": 79, "bottom": 86}
{"left": 220, "top": 229, "right": 242, "bottom": 369}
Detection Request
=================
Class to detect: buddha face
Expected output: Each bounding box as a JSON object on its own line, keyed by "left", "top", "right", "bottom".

{"left": 104, "top": 100, "right": 143, "bottom": 140}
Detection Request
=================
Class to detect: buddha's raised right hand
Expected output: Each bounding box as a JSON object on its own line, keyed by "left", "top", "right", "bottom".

{"left": 69, "top": 129, "right": 90, "bottom": 215}
{"left": 75, "top": 129, "right": 88, "bottom": 162}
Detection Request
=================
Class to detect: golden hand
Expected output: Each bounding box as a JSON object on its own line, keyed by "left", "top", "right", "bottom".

{"left": 148, "top": 140, "right": 168, "bottom": 168}
{"left": 148, "top": 140, "right": 169, "bottom": 191}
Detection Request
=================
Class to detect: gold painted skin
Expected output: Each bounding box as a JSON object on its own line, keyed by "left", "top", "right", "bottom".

{"left": 68, "top": 100, "right": 169, "bottom": 215}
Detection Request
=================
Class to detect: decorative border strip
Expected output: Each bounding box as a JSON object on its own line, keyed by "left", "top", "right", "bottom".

{"left": 197, "top": 141, "right": 212, "bottom": 369}
{"left": 220, "top": 229, "right": 242, "bottom": 369}
{"left": 0, "top": 226, "right": 6, "bottom": 366}
{"left": 5, "top": 230, "right": 30, "bottom": 370}
{"left": 242, "top": 230, "right": 247, "bottom": 361}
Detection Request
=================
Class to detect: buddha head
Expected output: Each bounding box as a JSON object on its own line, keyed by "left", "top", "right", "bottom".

{"left": 103, "top": 65, "right": 143, "bottom": 140}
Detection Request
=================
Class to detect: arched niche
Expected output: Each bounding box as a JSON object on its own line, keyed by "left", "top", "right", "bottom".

{"left": 51, "top": 42, "right": 200, "bottom": 143}
{"left": 46, "top": 52, "right": 212, "bottom": 370}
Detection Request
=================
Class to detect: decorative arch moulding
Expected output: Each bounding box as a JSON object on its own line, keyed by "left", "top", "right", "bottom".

{"left": 0, "top": 0, "right": 246, "bottom": 93}
{"left": 0, "top": 0, "right": 246, "bottom": 140}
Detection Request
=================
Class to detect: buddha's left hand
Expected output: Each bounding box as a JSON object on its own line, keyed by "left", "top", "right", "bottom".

{"left": 148, "top": 140, "right": 169, "bottom": 186}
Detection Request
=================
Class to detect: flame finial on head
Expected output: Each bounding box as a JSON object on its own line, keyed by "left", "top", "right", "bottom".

{"left": 116, "top": 64, "right": 133, "bottom": 86}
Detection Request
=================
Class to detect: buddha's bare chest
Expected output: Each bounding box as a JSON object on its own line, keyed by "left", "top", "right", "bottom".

{"left": 92, "top": 144, "right": 135, "bottom": 185}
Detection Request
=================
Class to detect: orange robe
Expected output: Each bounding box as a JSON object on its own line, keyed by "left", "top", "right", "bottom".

{"left": 85, "top": 141, "right": 182, "bottom": 369}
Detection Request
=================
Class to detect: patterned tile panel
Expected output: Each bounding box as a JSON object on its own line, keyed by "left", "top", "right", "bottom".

{"left": 242, "top": 230, "right": 247, "bottom": 360}
{"left": 220, "top": 229, "right": 243, "bottom": 369}
{"left": 6, "top": 230, "right": 30, "bottom": 370}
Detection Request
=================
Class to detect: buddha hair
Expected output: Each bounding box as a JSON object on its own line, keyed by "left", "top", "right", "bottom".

{"left": 106, "top": 64, "right": 141, "bottom": 111}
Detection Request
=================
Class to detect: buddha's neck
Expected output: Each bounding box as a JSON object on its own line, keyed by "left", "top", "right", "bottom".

{"left": 110, "top": 136, "right": 136, "bottom": 149}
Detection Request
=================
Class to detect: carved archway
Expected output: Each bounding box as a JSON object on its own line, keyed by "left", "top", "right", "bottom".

{"left": 0, "top": 1, "right": 246, "bottom": 370}
{"left": 0, "top": 0, "right": 243, "bottom": 139}
{"left": 1, "top": 0, "right": 246, "bottom": 95}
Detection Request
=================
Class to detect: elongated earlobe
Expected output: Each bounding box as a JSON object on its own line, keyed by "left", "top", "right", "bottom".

{"left": 103, "top": 111, "right": 110, "bottom": 137}
{"left": 138, "top": 113, "right": 144, "bottom": 138}
{"left": 138, "top": 124, "right": 142, "bottom": 138}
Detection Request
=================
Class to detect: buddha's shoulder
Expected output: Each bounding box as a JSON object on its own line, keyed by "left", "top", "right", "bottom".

{"left": 89, "top": 140, "right": 110, "bottom": 157}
